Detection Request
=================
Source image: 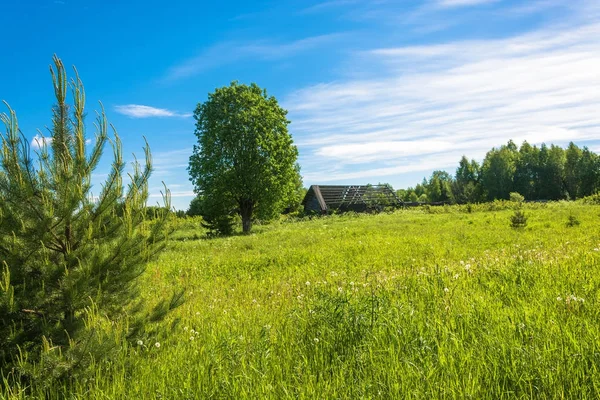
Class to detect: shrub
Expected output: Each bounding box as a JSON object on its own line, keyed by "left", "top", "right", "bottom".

{"left": 580, "top": 192, "right": 600, "bottom": 205}
{"left": 510, "top": 209, "right": 528, "bottom": 229}
{"left": 566, "top": 213, "right": 580, "bottom": 227}
{"left": 509, "top": 192, "right": 525, "bottom": 203}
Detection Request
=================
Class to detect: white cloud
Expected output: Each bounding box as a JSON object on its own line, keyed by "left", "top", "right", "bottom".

{"left": 31, "top": 134, "right": 52, "bottom": 149}
{"left": 114, "top": 105, "right": 192, "bottom": 118}
{"left": 286, "top": 10, "right": 600, "bottom": 185}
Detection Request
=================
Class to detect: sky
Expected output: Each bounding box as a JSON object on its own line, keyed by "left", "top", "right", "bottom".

{"left": 1, "top": 0, "right": 599, "bottom": 210}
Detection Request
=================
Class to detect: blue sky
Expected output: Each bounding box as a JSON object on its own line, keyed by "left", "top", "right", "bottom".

{"left": 1, "top": 0, "right": 599, "bottom": 210}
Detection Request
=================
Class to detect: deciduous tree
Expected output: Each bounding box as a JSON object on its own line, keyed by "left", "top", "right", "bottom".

{"left": 188, "top": 82, "right": 299, "bottom": 233}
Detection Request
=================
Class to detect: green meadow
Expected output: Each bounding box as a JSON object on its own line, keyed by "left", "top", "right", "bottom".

{"left": 5, "top": 202, "right": 600, "bottom": 399}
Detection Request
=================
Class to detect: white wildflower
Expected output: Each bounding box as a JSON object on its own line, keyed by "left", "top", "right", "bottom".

{"left": 137, "top": 340, "right": 143, "bottom": 346}
{"left": 155, "top": 342, "right": 160, "bottom": 348}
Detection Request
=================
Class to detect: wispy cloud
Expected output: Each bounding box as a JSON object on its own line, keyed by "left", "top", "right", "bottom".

{"left": 150, "top": 148, "right": 192, "bottom": 178}
{"left": 299, "top": 0, "right": 361, "bottom": 14}
{"left": 436, "top": 0, "right": 499, "bottom": 8}
{"left": 114, "top": 105, "right": 192, "bottom": 118}
{"left": 164, "top": 33, "right": 346, "bottom": 81}
{"left": 287, "top": 6, "right": 600, "bottom": 185}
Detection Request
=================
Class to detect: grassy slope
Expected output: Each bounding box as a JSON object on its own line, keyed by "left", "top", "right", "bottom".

{"left": 12, "top": 203, "right": 600, "bottom": 398}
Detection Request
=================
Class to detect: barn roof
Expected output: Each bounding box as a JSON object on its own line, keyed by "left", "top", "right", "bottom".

{"left": 302, "top": 184, "right": 403, "bottom": 213}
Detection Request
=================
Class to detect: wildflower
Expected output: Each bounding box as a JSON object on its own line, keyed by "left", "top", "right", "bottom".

{"left": 184, "top": 326, "right": 188, "bottom": 332}
{"left": 137, "top": 340, "right": 143, "bottom": 346}
{"left": 444, "top": 287, "right": 449, "bottom": 293}
{"left": 155, "top": 342, "right": 160, "bottom": 348}
{"left": 337, "top": 286, "right": 343, "bottom": 292}
{"left": 314, "top": 338, "right": 319, "bottom": 343}
{"left": 557, "top": 296, "right": 562, "bottom": 301}
{"left": 190, "top": 336, "right": 195, "bottom": 341}
{"left": 306, "top": 281, "right": 311, "bottom": 286}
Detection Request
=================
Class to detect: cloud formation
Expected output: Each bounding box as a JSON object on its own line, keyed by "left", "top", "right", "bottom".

{"left": 286, "top": 8, "right": 600, "bottom": 184}
{"left": 164, "top": 33, "right": 345, "bottom": 81}
{"left": 114, "top": 105, "right": 192, "bottom": 118}
{"left": 436, "top": 0, "right": 498, "bottom": 7}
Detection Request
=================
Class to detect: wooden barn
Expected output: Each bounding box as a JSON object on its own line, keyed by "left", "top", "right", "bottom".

{"left": 302, "top": 185, "right": 403, "bottom": 214}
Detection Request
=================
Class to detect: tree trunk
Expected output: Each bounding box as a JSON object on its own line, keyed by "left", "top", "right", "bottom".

{"left": 239, "top": 199, "right": 254, "bottom": 234}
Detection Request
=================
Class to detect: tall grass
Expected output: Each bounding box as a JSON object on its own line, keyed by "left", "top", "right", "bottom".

{"left": 3, "top": 203, "right": 600, "bottom": 398}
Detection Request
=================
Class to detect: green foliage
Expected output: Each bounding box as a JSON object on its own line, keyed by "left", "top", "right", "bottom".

{"left": 403, "top": 140, "right": 600, "bottom": 203}
{"left": 509, "top": 191, "right": 525, "bottom": 203}
{"left": 580, "top": 192, "right": 600, "bottom": 205}
{"left": 188, "top": 195, "right": 236, "bottom": 236}
{"left": 566, "top": 213, "right": 580, "bottom": 227}
{"left": 0, "top": 57, "right": 171, "bottom": 386}
{"left": 510, "top": 209, "right": 528, "bottom": 229}
{"left": 481, "top": 141, "right": 519, "bottom": 200}
{"left": 408, "top": 191, "right": 418, "bottom": 202}
{"left": 188, "top": 82, "right": 299, "bottom": 233}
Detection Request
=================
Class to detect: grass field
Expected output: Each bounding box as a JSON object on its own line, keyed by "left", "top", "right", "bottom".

{"left": 5, "top": 202, "right": 600, "bottom": 399}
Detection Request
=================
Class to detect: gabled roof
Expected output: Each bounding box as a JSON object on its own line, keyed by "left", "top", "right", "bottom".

{"left": 302, "top": 184, "right": 402, "bottom": 212}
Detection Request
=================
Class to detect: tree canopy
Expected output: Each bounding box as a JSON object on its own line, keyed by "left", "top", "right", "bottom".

{"left": 188, "top": 82, "right": 299, "bottom": 233}
{"left": 398, "top": 140, "right": 600, "bottom": 203}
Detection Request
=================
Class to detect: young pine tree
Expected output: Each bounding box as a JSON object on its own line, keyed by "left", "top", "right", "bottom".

{"left": 0, "top": 56, "right": 172, "bottom": 383}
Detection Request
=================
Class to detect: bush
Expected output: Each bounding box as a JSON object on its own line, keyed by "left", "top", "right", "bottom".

{"left": 0, "top": 57, "right": 175, "bottom": 387}
{"left": 509, "top": 192, "right": 525, "bottom": 203}
{"left": 566, "top": 213, "right": 580, "bottom": 227}
{"left": 580, "top": 192, "right": 600, "bottom": 205}
{"left": 510, "top": 209, "right": 528, "bottom": 229}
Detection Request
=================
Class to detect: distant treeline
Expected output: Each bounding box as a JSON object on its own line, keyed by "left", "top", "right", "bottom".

{"left": 398, "top": 141, "right": 600, "bottom": 203}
